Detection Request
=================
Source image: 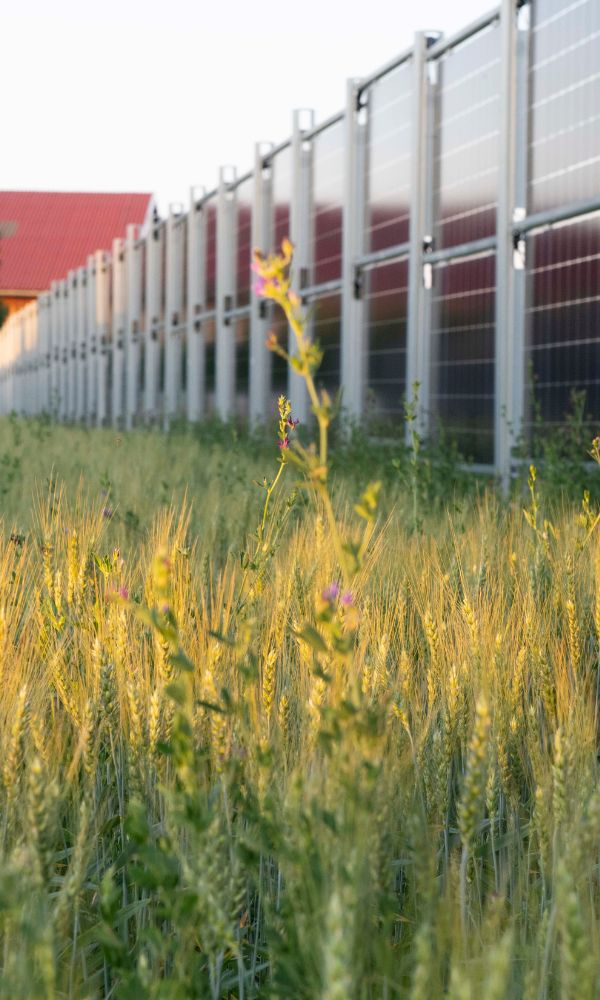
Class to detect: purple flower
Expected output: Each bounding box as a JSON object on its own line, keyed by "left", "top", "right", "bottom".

{"left": 287, "top": 417, "right": 299, "bottom": 429}
{"left": 102, "top": 507, "right": 114, "bottom": 520}
{"left": 341, "top": 591, "right": 354, "bottom": 607}
{"left": 278, "top": 436, "right": 290, "bottom": 450}
{"left": 322, "top": 582, "right": 340, "bottom": 603}
{"left": 253, "top": 276, "right": 267, "bottom": 297}
{"left": 118, "top": 586, "right": 129, "bottom": 600}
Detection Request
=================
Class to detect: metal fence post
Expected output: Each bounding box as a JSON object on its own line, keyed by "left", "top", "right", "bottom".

{"left": 85, "top": 254, "right": 97, "bottom": 426}
{"left": 406, "top": 32, "right": 432, "bottom": 439}
{"left": 144, "top": 221, "right": 161, "bottom": 422}
{"left": 124, "top": 230, "right": 136, "bottom": 428}
{"left": 36, "top": 294, "right": 46, "bottom": 414}
{"left": 24, "top": 307, "right": 30, "bottom": 415}
{"left": 67, "top": 270, "right": 77, "bottom": 421}
{"left": 31, "top": 305, "right": 39, "bottom": 416}
{"left": 125, "top": 224, "right": 141, "bottom": 430}
{"left": 164, "top": 207, "right": 183, "bottom": 429}
{"left": 186, "top": 186, "right": 206, "bottom": 423}
{"left": 35, "top": 296, "right": 43, "bottom": 414}
{"left": 0, "top": 320, "right": 6, "bottom": 415}
{"left": 29, "top": 303, "right": 36, "bottom": 414}
{"left": 111, "top": 237, "right": 126, "bottom": 427}
{"left": 289, "top": 109, "right": 314, "bottom": 423}
{"left": 32, "top": 306, "right": 39, "bottom": 415}
{"left": 216, "top": 166, "right": 236, "bottom": 420}
{"left": 249, "top": 142, "right": 273, "bottom": 425}
{"left": 50, "top": 281, "right": 60, "bottom": 417}
{"left": 22, "top": 307, "right": 29, "bottom": 415}
{"left": 510, "top": 2, "right": 530, "bottom": 465}
{"left": 44, "top": 293, "right": 52, "bottom": 414}
{"left": 22, "top": 308, "right": 28, "bottom": 415}
{"left": 59, "top": 279, "right": 69, "bottom": 422}
{"left": 23, "top": 309, "right": 30, "bottom": 414}
{"left": 341, "top": 78, "right": 366, "bottom": 425}
{"left": 71, "top": 269, "right": 79, "bottom": 420}
{"left": 76, "top": 266, "right": 87, "bottom": 422}
{"left": 13, "top": 311, "right": 20, "bottom": 414}
{"left": 96, "top": 251, "right": 110, "bottom": 428}
{"left": 495, "top": 0, "right": 519, "bottom": 490}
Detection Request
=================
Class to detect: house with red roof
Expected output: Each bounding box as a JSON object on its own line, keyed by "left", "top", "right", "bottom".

{"left": 0, "top": 191, "right": 154, "bottom": 319}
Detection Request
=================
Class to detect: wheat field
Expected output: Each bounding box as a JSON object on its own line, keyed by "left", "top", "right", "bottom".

{"left": 0, "top": 405, "right": 599, "bottom": 999}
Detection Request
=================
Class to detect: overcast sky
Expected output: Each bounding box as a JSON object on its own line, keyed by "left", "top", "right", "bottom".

{"left": 3, "top": 0, "right": 490, "bottom": 215}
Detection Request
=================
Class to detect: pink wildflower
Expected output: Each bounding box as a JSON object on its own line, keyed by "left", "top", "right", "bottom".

{"left": 322, "top": 582, "right": 340, "bottom": 603}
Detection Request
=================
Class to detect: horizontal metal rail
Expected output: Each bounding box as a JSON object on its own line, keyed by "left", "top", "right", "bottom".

{"left": 191, "top": 308, "right": 217, "bottom": 322}
{"left": 356, "top": 242, "right": 411, "bottom": 270}
{"left": 515, "top": 196, "right": 600, "bottom": 236}
{"left": 427, "top": 235, "right": 497, "bottom": 266}
{"left": 263, "top": 138, "right": 292, "bottom": 165}
{"left": 357, "top": 45, "right": 414, "bottom": 97}
{"left": 230, "top": 168, "right": 253, "bottom": 190}
{"left": 458, "top": 462, "right": 496, "bottom": 475}
{"left": 427, "top": 5, "right": 501, "bottom": 60}
{"left": 301, "top": 278, "right": 343, "bottom": 300}
{"left": 223, "top": 304, "right": 251, "bottom": 321}
{"left": 194, "top": 187, "right": 218, "bottom": 210}
{"left": 303, "top": 110, "right": 345, "bottom": 142}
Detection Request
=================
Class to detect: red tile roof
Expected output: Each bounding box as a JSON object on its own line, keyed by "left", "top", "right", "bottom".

{"left": 0, "top": 191, "right": 153, "bottom": 293}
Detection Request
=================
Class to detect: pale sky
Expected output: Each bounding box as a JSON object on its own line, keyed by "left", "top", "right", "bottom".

{"left": 2, "top": 0, "right": 491, "bottom": 215}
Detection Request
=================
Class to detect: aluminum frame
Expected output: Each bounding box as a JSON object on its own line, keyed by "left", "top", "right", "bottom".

{"left": 1, "top": 0, "right": 599, "bottom": 489}
{"left": 289, "top": 108, "right": 314, "bottom": 424}
{"left": 186, "top": 185, "right": 206, "bottom": 423}
{"left": 215, "top": 166, "right": 236, "bottom": 419}
{"left": 125, "top": 224, "right": 142, "bottom": 430}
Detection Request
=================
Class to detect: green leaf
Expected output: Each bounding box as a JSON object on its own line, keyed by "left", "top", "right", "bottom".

{"left": 208, "top": 628, "right": 236, "bottom": 647}
{"left": 165, "top": 680, "right": 187, "bottom": 706}
{"left": 170, "top": 649, "right": 194, "bottom": 673}
{"left": 294, "top": 625, "right": 328, "bottom": 654}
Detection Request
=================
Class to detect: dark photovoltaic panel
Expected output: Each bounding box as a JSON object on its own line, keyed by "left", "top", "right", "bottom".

{"left": 235, "top": 314, "right": 250, "bottom": 419}
{"left": 312, "top": 293, "right": 341, "bottom": 396}
{"left": 528, "top": 0, "right": 600, "bottom": 214}
{"left": 524, "top": 216, "right": 600, "bottom": 444}
{"left": 270, "top": 147, "right": 293, "bottom": 408}
{"left": 365, "top": 61, "right": 412, "bottom": 253}
{"left": 272, "top": 146, "right": 292, "bottom": 253}
{"left": 204, "top": 199, "right": 217, "bottom": 311}
{"left": 364, "top": 259, "right": 409, "bottom": 423}
{"left": 311, "top": 121, "right": 344, "bottom": 285}
{"left": 432, "top": 24, "right": 500, "bottom": 250}
{"left": 203, "top": 316, "right": 216, "bottom": 415}
{"left": 429, "top": 253, "right": 496, "bottom": 463}
{"left": 235, "top": 177, "right": 253, "bottom": 308}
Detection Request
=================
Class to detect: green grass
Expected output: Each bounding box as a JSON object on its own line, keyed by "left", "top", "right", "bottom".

{"left": 0, "top": 414, "right": 600, "bottom": 998}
